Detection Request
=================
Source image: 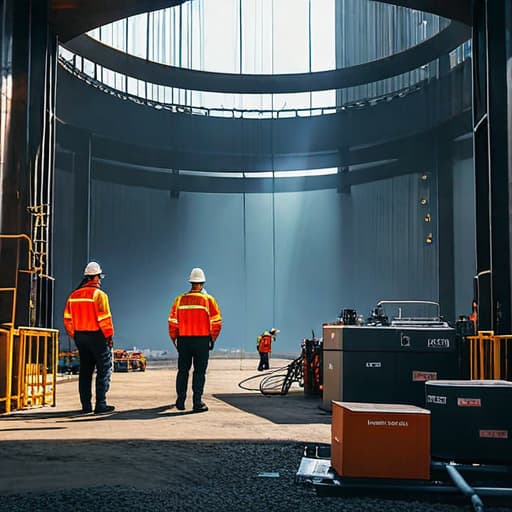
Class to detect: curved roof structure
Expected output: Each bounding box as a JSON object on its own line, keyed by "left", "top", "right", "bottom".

{"left": 56, "top": 58, "right": 472, "bottom": 192}
{"left": 50, "top": 0, "right": 472, "bottom": 43}
{"left": 64, "top": 20, "right": 470, "bottom": 94}
{"left": 54, "top": 0, "right": 473, "bottom": 194}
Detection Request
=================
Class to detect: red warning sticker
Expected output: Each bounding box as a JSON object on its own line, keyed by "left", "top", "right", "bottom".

{"left": 412, "top": 371, "right": 437, "bottom": 381}
{"left": 479, "top": 430, "right": 508, "bottom": 439}
{"left": 457, "top": 398, "right": 481, "bottom": 407}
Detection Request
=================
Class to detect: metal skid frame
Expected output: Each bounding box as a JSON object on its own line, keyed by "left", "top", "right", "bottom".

{"left": 296, "top": 445, "right": 512, "bottom": 512}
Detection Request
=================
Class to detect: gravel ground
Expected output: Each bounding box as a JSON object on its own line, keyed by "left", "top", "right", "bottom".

{"left": 1, "top": 441, "right": 511, "bottom": 512}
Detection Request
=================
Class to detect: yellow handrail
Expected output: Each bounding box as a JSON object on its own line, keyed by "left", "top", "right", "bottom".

{"left": 0, "top": 328, "right": 14, "bottom": 412}
{"left": 0, "top": 234, "right": 34, "bottom": 329}
{"left": 0, "top": 326, "right": 59, "bottom": 413}
{"left": 466, "top": 331, "right": 511, "bottom": 380}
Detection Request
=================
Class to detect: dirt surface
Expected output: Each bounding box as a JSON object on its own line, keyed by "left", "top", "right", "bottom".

{"left": 1, "top": 359, "right": 511, "bottom": 512}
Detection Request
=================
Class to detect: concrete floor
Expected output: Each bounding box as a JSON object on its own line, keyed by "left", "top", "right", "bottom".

{"left": 0, "top": 358, "right": 330, "bottom": 442}
{"left": 0, "top": 358, "right": 330, "bottom": 495}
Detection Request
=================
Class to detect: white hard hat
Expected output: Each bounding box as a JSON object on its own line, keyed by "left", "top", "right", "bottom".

{"left": 270, "top": 328, "right": 280, "bottom": 335}
{"left": 188, "top": 267, "right": 206, "bottom": 283}
{"left": 84, "top": 261, "right": 104, "bottom": 277}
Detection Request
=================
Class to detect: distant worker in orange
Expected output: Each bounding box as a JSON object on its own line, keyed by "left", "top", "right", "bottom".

{"left": 63, "top": 261, "right": 115, "bottom": 414}
{"left": 469, "top": 299, "right": 478, "bottom": 333}
{"left": 257, "top": 327, "right": 279, "bottom": 371}
{"left": 168, "top": 268, "right": 222, "bottom": 412}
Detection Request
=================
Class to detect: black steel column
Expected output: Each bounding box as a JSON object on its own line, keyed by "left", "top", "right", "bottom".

{"left": 472, "top": 0, "right": 511, "bottom": 334}
{"left": 72, "top": 134, "right": 92, "bottom": 283}
{"left": 0, "top": 0, "right": 57, "bottom": 328}
{"left": 506, "top": 1, "right": 512, "bottom": 376}
{"left": 29, "top": 2, "right": 58, "bottom": 328}
{"left": 437, "top": 138, "right": 455, "bottom": 323}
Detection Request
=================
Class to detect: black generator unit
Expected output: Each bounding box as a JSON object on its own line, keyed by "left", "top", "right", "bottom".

{"left": 425, "top": 379, "right": 512, "bottom": 465}
{"left": 322, "top": 301, "right": 460, "bottom": 410}
{"left": 302, "top": 337, "right": 323, "bottom": 396}
{"left": 455, "top": 318, "right": 475, "bottom": 379}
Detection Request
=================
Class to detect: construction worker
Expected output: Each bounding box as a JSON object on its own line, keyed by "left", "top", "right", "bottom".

{"left": 168, "top": 267, "right": 222, "bottom": 412}
{"left": 469, "top": 299, "right": 478, "bottom": 334}
{"left": 257, "top": 327, "right": 279, "bottom": 371}
{"left": 63, "top": 261, "right": 115, "bottom": 414}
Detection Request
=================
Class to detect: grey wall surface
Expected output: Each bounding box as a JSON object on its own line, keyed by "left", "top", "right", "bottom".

{"left": 53, "top": 167, "right": 466, "bottom": 354}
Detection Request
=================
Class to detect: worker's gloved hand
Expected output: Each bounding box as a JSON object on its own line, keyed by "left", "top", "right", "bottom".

{"left": 107, "top": 337, "right": 113, "bottom": 348}
{"left": 208, "top": 337, "right": 215, "bottom": 351}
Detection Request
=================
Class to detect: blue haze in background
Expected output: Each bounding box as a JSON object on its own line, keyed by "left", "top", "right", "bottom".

{"left": 53, "top": 162, "right": 476, "bottom": 354}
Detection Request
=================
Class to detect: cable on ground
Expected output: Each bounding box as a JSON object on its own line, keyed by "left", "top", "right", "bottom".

{"left": 238, "top": 356, "right": 304, "bottom": 396}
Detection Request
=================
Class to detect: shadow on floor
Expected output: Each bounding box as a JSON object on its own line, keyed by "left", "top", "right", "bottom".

{"left": 1, "top": 404, "right": 197, "bottom": 423}
{"left": 213, "top": 391, "right": 331, "bottom": 425}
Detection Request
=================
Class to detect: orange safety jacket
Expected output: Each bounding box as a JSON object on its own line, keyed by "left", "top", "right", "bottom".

{"left": 257, "top": 334, "right": 272, "bottom": 353}
{"left": 168, "top": 291, "right": 222, "bottom": 341}
{"left": 469, "top": 311, "right": 478, "bottom": 333}
{"left": 63, "top": 282, "right": 114, "bottom": 339}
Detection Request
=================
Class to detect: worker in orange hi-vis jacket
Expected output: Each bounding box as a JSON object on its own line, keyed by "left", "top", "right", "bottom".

{"left": 63, "top": 261, "right": 115, "bottom": 415}
{"left": 168, "top": 267, "right": 222, "bottom": 413}
{"left": 469, "top": 299, "right": 478, "bottom": 334}
{"left": 257, "top": 327, "right": 280, "bottom": 371}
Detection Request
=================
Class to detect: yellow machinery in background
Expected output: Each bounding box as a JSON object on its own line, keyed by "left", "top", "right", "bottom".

{"left": 113, "top": 349, "right": 147, "bottom": 372}
{"left": 0, "top": 234, "right": 59, "bottom": 413}
{"left": 57, "top": 348, "right": 146, "bottom": 374}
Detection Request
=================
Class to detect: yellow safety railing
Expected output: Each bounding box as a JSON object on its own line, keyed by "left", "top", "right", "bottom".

{"left": 466, "top": 330, "right": 511, "bottom": 380}
{"left": 0, "top": 328, "right": 15, "bottom": 413}
{"left": 0, "top": 327, "right": 58, "bottom": 413}
{"left": 1, "top": 233, "right": 59, "bottom": 413}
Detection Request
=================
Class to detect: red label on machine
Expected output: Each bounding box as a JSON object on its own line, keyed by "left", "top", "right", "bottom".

{"left": 412, "top": 371, "right": 437, "bottom": 381}
{"left": 457, "top": 398, "right": 481, "bottom": 407}
{"left": 479, "top": 430, "right": 508, "bottom": 439}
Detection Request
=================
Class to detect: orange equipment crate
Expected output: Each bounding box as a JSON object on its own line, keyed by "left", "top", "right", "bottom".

{"left": 331, "top": 401, "right": 430, "bottom": 480}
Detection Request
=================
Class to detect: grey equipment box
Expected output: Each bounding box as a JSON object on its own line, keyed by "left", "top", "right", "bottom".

{"left": 322, "top": 302, "right": 460, "bottom": 411}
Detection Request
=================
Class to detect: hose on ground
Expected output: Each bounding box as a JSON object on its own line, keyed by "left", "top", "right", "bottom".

{"left": 445, "top": 464, "right": 485, "bottom": 512}
{"left": 238, "top": 356, "right": 304, "bottom": 395}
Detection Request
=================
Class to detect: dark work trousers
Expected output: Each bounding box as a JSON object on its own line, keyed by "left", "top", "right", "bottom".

{"left": 74, "top": 331, "right": 112, "bottom": 409}
{"left": 258, "top": 351, "right": 269, "bottom": 371}
{"left": 176, "top": 336, "right": 210, "bottom": 406}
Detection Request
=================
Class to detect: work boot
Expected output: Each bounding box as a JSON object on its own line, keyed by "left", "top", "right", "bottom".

{"left": 94, "top": 404, "right": 115, "bottom": 414}
{"left": 175, "top": 401, "right": 185, "bottom": 411}
{"left": 82, "top": 404, "right": 93, "bottom": 414}
{"left": 193, "top": 402, "right": 208, "bottom": 413}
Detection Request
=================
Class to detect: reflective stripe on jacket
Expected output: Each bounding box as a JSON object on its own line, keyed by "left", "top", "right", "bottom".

{"left": 257, "top": 334, "right": 272, "bottom": 353}
{"left": 168, "top": 291, "right": 222, "bottom": 341}
{"left": 63, "top": 282, "right": 114, "bottom": 339}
